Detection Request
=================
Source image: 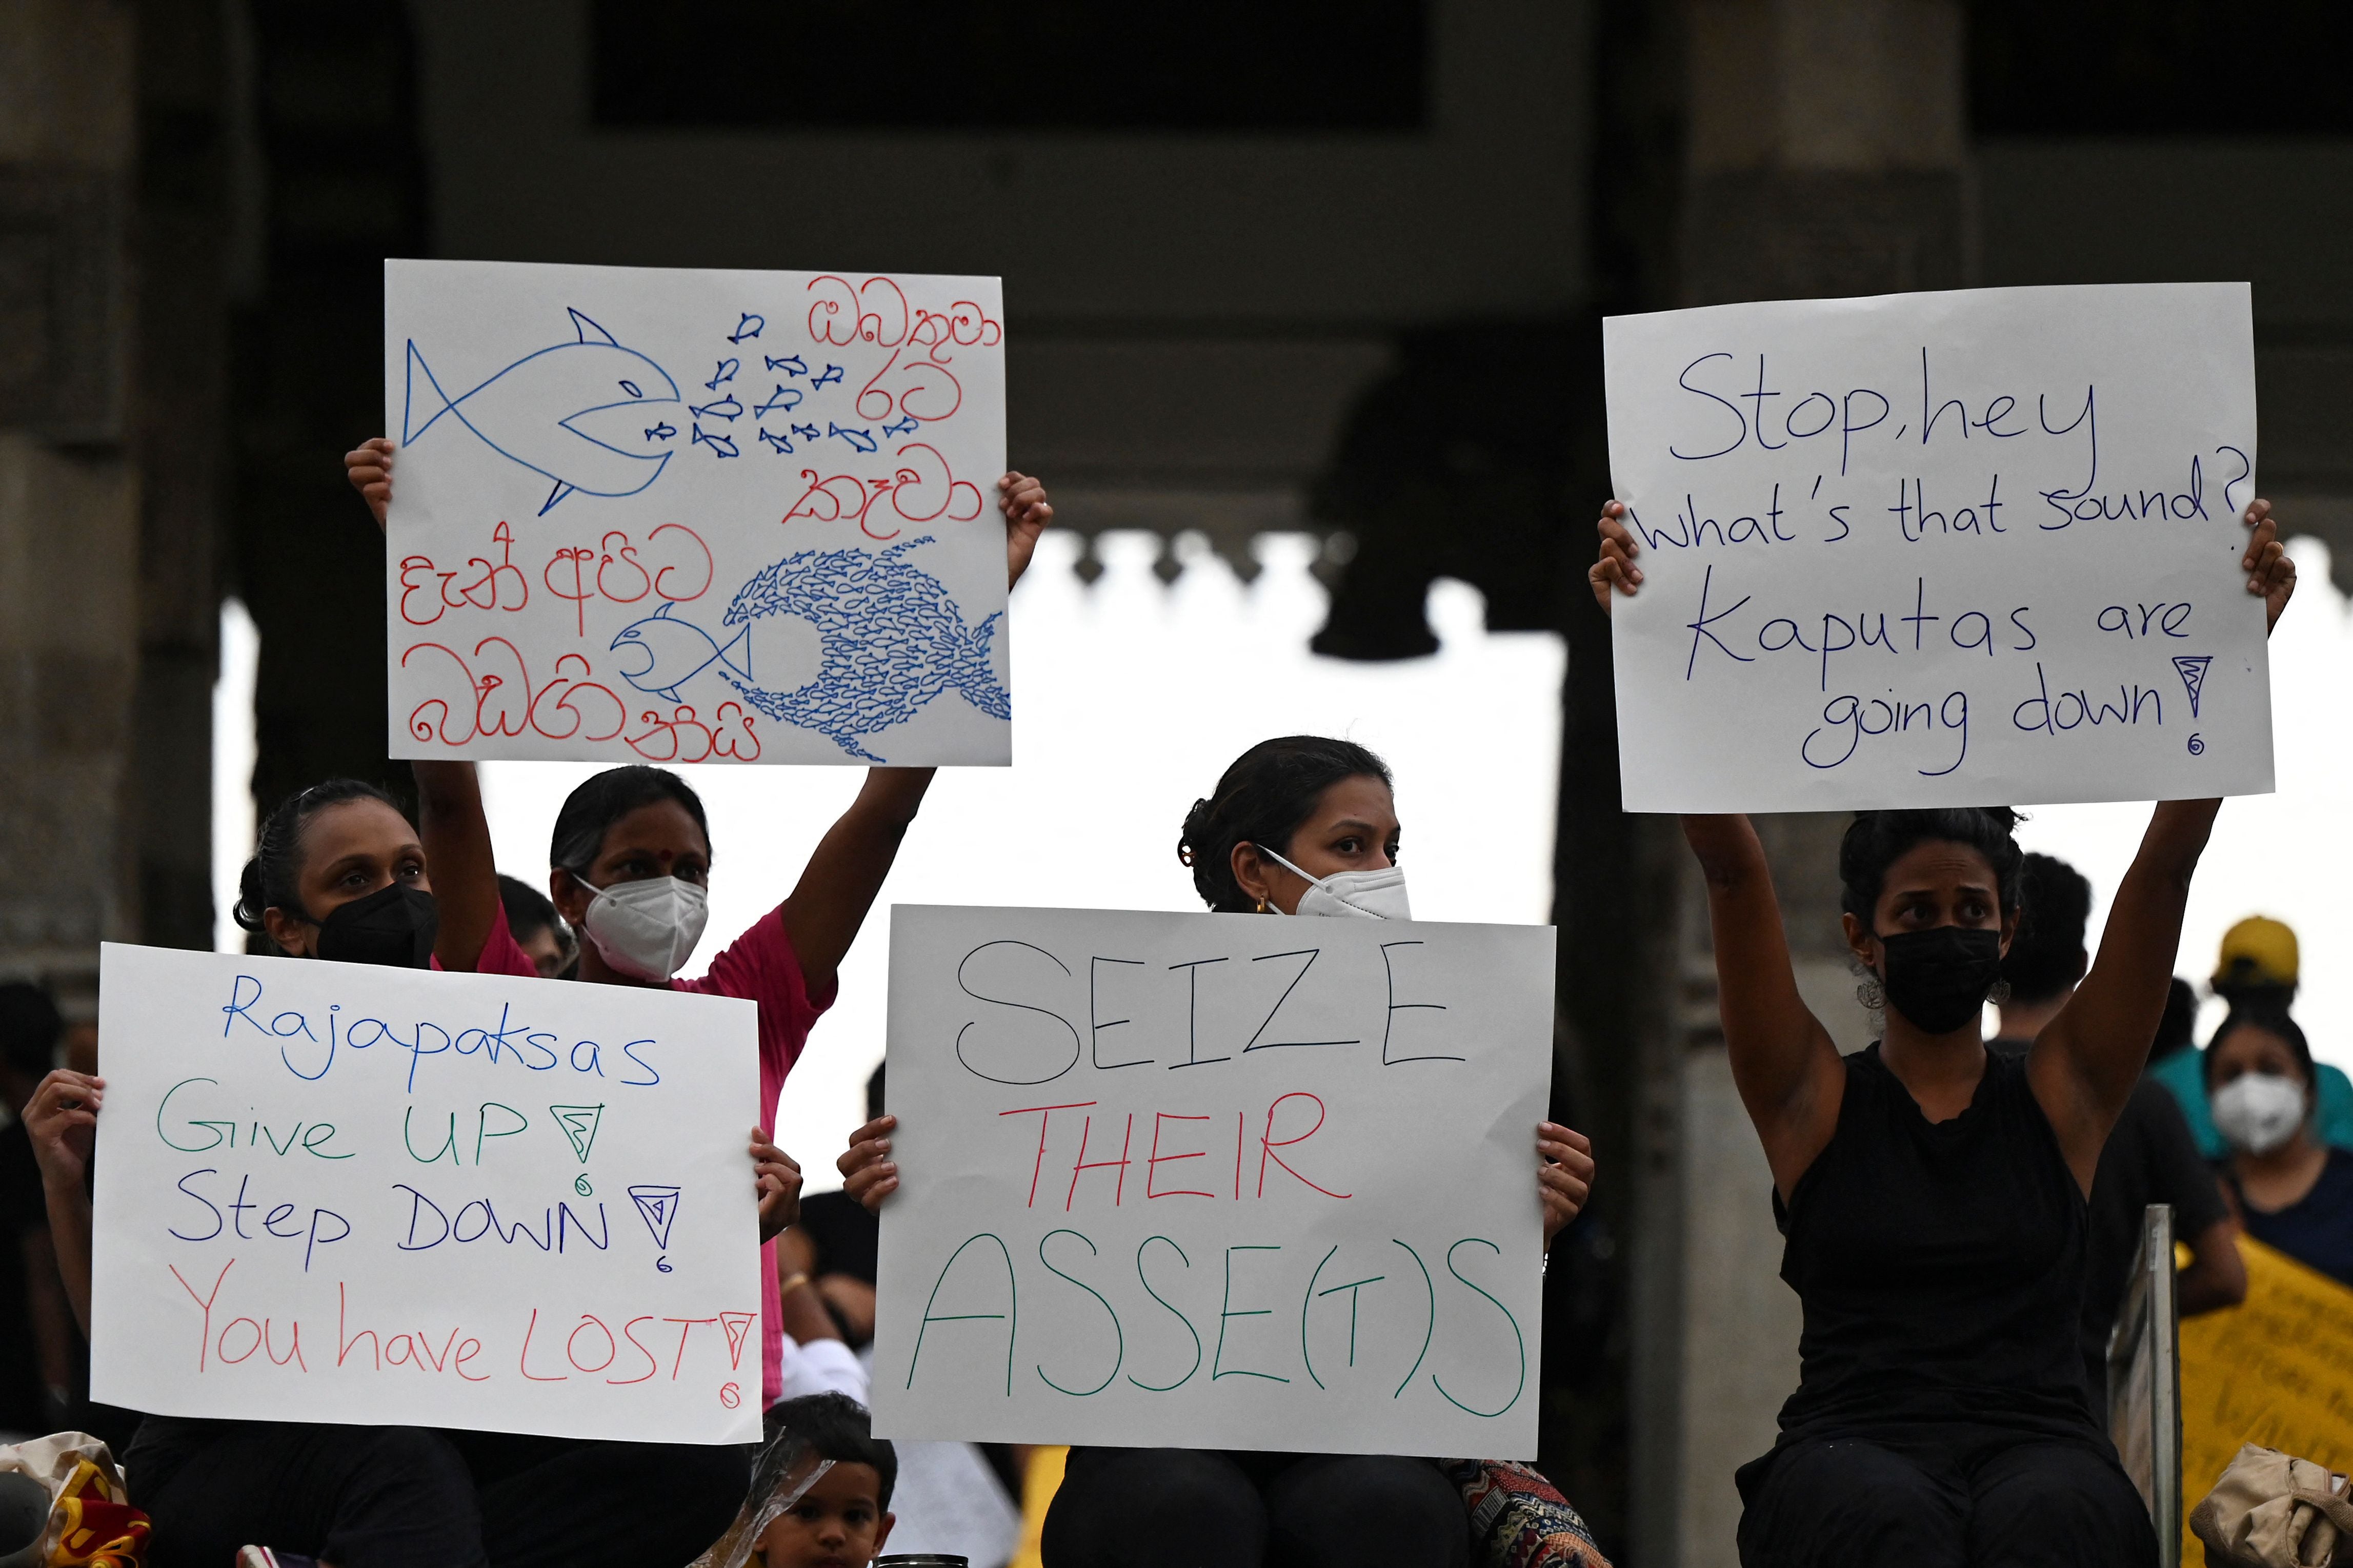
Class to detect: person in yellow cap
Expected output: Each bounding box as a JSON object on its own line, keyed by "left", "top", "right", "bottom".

{"left": 2146, "top": 916, "right": 2353, "bottom": 1157}
{"left": 2217, "top": 914, "right": 2299, "bottom": 992}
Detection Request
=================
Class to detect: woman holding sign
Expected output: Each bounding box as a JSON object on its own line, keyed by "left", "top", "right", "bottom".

{"left": 346, "top": 436, "right": 1055, "bottom": 1418}
{"left": 1591, "top": 498, "right": 2296, "bottom": 1567}
{"left": 839, "top": 735, "right": 1601, "bottom": 1568}
{"left": 40, "top": 780, "right": 802, "bottom": 1568}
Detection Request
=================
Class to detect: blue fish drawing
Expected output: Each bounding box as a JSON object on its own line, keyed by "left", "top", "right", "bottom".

{"left": 717, "top": 536, "right": 1008, "bottom": 763}
{"left": 402, "top": 307, "right": 680, "bottom": 515}
{"left": 609, "top": 603, "right": 755, "bottom": 702}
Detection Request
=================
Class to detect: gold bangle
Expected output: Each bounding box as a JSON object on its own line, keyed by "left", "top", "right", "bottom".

{"left": 779, "top": 1271, "right": 812, "bottom": 1296}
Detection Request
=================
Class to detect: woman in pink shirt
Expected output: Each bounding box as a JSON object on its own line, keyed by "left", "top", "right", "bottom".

{"left": 348, "top": 436, "right": 1054, "bottom": 1411}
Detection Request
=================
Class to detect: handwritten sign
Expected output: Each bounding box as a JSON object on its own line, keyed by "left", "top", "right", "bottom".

{"left": 869, "top": 906, "right": 1553, "bottom": 1458}
{"left": 88, "top": 943, "right": 762, "bottom": 1443}
{"left": 1602, "top": 283, "right": 2271, "bottom": 811}
{"left": 383, "top": 259, "right": 1010, "bottom": 767}
{"left": 2179, "top": 1236, "right": 2353, "bottom": 1563}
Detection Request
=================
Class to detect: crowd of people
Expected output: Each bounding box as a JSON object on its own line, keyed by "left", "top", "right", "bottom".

{"left": 0, "top": 449, "right": 2339, "bottom": 1568}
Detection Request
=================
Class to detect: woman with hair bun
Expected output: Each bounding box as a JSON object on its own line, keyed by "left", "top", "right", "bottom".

{"left": 1590, "top": 496, "right": 2298, "bottom": 1568}
{"left": 232, "top": 778, "right": 444, "bottom": 966}
{"left": 840, "top": 734, "right": 1601, "bottom": 1568}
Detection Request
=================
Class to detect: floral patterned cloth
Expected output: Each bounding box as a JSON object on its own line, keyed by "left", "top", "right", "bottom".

{"left": 1439, "top": 1459, "right": 1613, "bottom": 1568}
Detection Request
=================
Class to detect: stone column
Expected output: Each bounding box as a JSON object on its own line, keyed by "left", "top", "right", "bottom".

{"left": 0, "top": 1, "right": 140, "bottom": 1006}
{"left": 133, "top": 0, "right": 234, "bottom": 951}
{"left": 1629, "top": 5, "right": 1968, "bottom": 1565}
{"left": 1682, "top": 0, "right": 1967, "bottom": 305}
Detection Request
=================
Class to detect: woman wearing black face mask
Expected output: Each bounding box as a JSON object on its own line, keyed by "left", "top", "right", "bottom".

{"left": 1590, "top": 498, "right": 2299, "bottom": 1568}
{"left": 82, "top": 779, "right": 759, "bottom": 1568}
{"left": 232, "top": 779, "right": 444, "bottom": 966}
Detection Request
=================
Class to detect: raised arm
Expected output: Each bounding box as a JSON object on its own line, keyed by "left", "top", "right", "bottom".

{"left": 778, "top": 770, "right": 934, "bottom": 995}
{"left": 415, "top": 760, "right": 502, "bottom": 970}
{"left": 776, "top": 473, "right": 1051, "bottom": 990}
{"left": 2019, "top": 499, "right": 2291, "bottom": 1184}
{"left": 1684, "top": 814, "right": 1849, "bottom": 1198}
{"left": 2027, "top": 800, "right": 2218, "bottom": 1181}
{"left": 343, "top": 439, "right": 504, "bottom": 969}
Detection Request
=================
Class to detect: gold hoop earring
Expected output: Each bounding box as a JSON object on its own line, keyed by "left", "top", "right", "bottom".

{"left": 1256, "top": 897, "right": 1268, "bottom": 913}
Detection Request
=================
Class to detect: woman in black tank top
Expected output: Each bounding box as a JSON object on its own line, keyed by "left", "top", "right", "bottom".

{"left": 1591, "top": 498, "right": 2299, "bottom": 1568}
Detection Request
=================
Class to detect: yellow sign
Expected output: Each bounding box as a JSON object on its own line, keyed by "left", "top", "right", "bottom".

{"left": 2179, "top": 1236, "right": 2353, "bottom": 1564}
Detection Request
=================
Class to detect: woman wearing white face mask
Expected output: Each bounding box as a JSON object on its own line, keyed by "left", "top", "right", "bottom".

{"left": 838, "top": 735, "right": 1599, "bottom": 1568}
{"left": 2205, "top": 1007, "right": 2353, "bottom": 1289}
{"left": 843, "top": 735, "right": 1591, "bottom": 1224}
{"left": 351, "top": 436, "right": 1056, "bottom": 1417}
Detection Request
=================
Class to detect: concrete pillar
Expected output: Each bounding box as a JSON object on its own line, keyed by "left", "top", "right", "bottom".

{"left": 132, "top": 0, "right": 233, "bottom": 951}
{"left": 0, "top": 0, "right": 140, "bottom": 1007}
{"left": 1626, "top": 6, "right": 1969, "bottom": 1565}
{"left": 1682, "top": 0, "right": 1968, "bottom": 305}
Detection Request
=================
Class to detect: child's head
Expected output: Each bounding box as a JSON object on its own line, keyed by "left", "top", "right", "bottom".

{"left": 756, "top": 1394, "right": 896, "bottom": 1568}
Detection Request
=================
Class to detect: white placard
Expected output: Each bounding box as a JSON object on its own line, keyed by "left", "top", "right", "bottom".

{"left": 384, "top": 259, "right": 1010, "bottom": 767}
{"left": 90, "top": 944, "right": 762, "bottom": 1443}
{"left": 1603, "top": 282, "right": 2270, "bottom": 811}
{"left": 870, "top": 906, "right": 1553, "bottom": 1458}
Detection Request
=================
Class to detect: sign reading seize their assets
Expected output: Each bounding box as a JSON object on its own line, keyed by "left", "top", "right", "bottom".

{"left": 90, "top": 943, "right": 761, "bottom": 1444}
{"left": 1603, "top": 282, "right": 2272, "bottom": 812}
{"left": 870, "top": 905, "right": 1554, "bottom": 1458}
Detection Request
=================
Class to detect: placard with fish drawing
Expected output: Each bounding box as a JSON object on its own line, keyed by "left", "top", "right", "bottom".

{"left": 383, "top": 259, "right": 1011, "bottom": 766}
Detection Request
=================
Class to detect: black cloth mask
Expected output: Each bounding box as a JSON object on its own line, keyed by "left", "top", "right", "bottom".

{"left": 312, "top": 883, "right": 439, "bottom": 968}
{"left": 1877, "top": 926, "right": 2003, "bottom": 1035}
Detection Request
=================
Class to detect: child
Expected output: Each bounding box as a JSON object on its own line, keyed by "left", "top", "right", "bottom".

{"left": 755, "top": 1394, "right": 897, "bottom": 1568}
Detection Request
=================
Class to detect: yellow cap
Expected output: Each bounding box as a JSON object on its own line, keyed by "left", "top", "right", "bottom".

{"left": 2215, "top": 915, "right": 2299, "bottom": 988}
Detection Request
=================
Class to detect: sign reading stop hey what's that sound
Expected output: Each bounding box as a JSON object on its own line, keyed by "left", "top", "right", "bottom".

{"left": 1604, "top": 282, "right": 2272, "bottom": 811}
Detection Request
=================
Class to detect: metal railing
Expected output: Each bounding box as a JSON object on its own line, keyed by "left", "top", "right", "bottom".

{"left": 2106, "top": 1203, "right": 2182, "bottom": 1567}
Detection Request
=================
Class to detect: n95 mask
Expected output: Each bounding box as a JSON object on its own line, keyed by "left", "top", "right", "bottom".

{"left": 580, "top": 874, "right": 709, "bottom": 982}
{"left": 1255, "top": 845, "right": 1412, "bottom": 921}
{"left": 2211, "top": 1071, "right": 2307, "bottom": 1156}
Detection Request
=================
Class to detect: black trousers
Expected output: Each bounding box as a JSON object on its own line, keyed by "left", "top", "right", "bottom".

{"left": 1735, "top": 1427, "right": 2157, "bottom": 1568}
{"left": 126, "top": 1416, "right": 746, "bottom": 1568}
{"left": 1041, "top": 1446, "right": 1468, "bottom": 1568}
